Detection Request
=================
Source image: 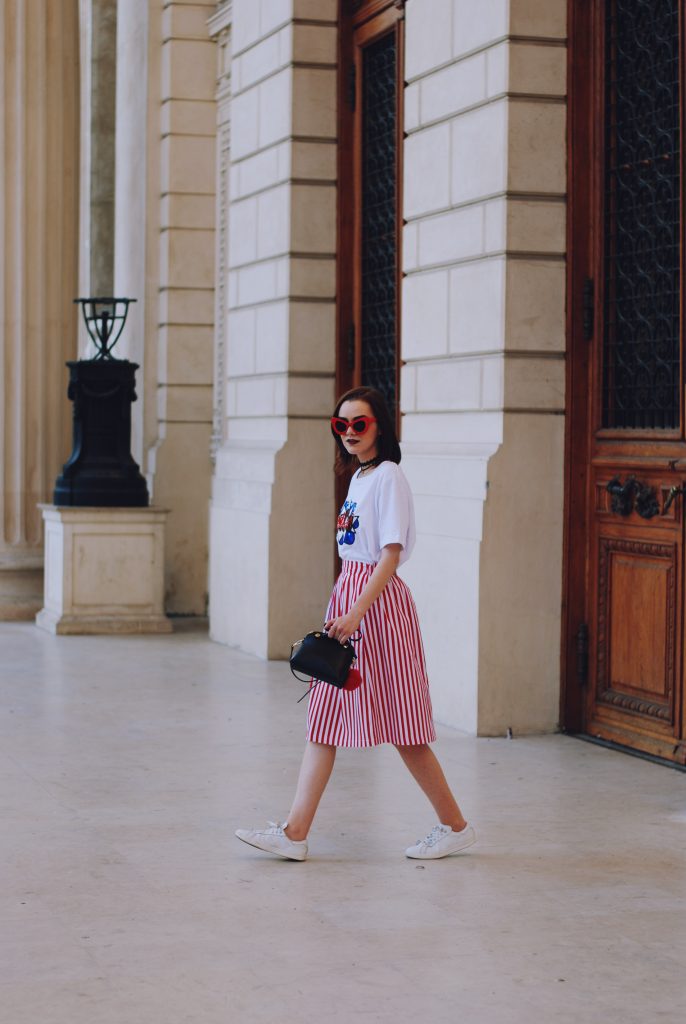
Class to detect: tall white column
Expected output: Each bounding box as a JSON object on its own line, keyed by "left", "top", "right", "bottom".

{"left": 209, "top": 0, "right": 338, "bottom": 657}
{"left": 0, "top": 0, "right": 80, "bottom": 618}
{"left": 400, "top": 0, "right": 567, "bottom": 734}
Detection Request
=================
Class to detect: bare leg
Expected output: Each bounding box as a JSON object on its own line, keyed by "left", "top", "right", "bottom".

{"left": 395, "top": 744, "right": 467, "bottom": 832}
{"left": 284, "top": 741, "right": 336, "bottom": 841}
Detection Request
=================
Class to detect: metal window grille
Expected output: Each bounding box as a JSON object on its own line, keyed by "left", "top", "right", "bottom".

{"left": 602, "top": 0, "right": 681, "bottom": 430}
{"left": 361, "top": 30, "right": 398, "bottom": 416}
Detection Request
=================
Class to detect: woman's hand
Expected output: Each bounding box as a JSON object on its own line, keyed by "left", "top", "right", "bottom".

{"left": 324, "top": 609, "right": 362, "bottom": 645}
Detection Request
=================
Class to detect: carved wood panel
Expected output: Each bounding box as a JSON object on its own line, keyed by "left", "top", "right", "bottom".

{"left": 596, "top": 537, "right": 675, "bottom": 724}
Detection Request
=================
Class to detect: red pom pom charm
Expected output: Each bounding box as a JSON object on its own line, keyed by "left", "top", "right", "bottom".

{"left": 342, "top": 667, "right": 363, "bottom": 692}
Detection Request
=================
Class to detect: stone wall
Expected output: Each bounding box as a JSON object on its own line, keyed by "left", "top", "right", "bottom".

{"left": 209, "top": 0, "right": 338, "bottom": 658}
{"left": 114, "top": 0, "right": 217, "bottom": 615}
{"left": 399, "top": 0, "right": 567, "bottom": 733}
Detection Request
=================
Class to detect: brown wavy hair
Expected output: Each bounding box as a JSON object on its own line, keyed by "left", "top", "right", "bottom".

{"left": 331, "top": 386, "right": 401, "bottom": 475}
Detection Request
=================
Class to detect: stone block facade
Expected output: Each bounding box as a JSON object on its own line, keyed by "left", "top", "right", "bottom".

{"left": 1, "top": 0, "right": 568, "bottom": 737}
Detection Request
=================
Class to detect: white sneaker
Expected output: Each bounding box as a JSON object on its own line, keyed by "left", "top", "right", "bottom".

{"left": 235, "top": 821, "right": 308, "bottom": 861}
{"left": 405, "top": 823, "right": 476, "bottom": 860}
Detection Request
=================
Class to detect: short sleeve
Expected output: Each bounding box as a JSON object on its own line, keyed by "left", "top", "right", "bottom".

{"left": 376, "top": 464, "right": 412, "bottom": 552}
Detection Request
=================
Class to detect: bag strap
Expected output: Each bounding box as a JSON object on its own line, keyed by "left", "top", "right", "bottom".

{"left": 296, "top": 680, "right": 322, "bottom": 703}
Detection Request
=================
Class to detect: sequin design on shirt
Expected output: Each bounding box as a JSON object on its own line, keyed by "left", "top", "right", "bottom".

{"left": 337, "top": 499, "right": 359, "bottom": 547}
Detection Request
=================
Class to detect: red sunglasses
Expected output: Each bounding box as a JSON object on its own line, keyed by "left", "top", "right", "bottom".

{"left": 330, "top": 415, "right": 377, "bottom": 436}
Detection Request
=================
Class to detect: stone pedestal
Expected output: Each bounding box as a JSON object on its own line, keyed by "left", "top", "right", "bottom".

{"left": 36, "top": 506, "right": 172, "bottom": 635}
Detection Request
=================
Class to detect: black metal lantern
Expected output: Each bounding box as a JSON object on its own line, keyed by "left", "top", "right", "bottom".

{"left": 52, "top": 297, "right": 149, "bottom": 507}
{"left": 75, "top": 297, "right": 135, "bottom": 359}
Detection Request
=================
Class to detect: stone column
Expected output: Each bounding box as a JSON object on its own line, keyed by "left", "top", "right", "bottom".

{"left": 399, "top": 0, "right": 567, "bottom": 734}
{"left": 0, "top": 0, "right": 80, "bottom": 618}
{"left": 208, "top": 0, "right": 338, "bottom": 658}
{"left": 78, "top": 0, "right": 117, "bottom": 353}
{"left": 105, "top": 0, "right": 216, "bottom": 614}
{"left": 148, "top": 0, "right": 217, "bottom": 614}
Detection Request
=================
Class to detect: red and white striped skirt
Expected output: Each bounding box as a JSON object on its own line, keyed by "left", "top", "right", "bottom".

{"left": 306, "top": 560, "right": 436, "bottom": 748}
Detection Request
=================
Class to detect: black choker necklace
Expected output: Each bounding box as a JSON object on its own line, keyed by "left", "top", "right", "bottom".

{"left": 358, "top": 456, "right": 380, "bottom": 471}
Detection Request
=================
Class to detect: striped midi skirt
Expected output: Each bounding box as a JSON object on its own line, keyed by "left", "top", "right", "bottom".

{"left": 306, "top": 560, "right": 436, "bottom": 748}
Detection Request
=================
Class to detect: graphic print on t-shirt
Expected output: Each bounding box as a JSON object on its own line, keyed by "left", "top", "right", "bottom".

{"left": 337, "top": 500, "right": 359, "bottom": 547}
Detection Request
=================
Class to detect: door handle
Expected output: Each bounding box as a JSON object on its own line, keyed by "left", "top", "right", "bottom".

{"left": 662, "top": 484, "right": 685, "bottom": 515}
{"left": 606, "top": 476, "right": 660, "bottom": 519}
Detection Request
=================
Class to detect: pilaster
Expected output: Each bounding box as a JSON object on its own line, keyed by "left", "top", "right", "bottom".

{"left": 0, "top": 0, "right": 80, "bottom": 619}
{"left": 209, "top": 0, "right": 337, "bottom": 658}
{"left": 399, "top": 0, "right": 567, "bottom": 733}
{"left": 152, "top": 0, "right": 217, "bottom": 613}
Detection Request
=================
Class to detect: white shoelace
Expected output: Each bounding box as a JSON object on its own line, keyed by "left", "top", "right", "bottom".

{"left": 417, "top": 824, "right": 450, "bottom": 847}
{"left": 265, "top": 821, "right": 285, "bottom": 835}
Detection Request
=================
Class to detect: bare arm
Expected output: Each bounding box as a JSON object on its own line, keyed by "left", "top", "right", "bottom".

{"left": 324, "top": 543, "right": 402, "bottom": 644}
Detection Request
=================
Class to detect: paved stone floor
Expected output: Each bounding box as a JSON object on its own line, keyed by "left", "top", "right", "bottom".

{"left": 1, "top": 621, "right": 685, "bottom": 1023}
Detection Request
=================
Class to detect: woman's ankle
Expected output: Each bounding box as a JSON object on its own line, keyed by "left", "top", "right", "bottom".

{"left": 284, "top": 822, "right": 307, "bottom": 842}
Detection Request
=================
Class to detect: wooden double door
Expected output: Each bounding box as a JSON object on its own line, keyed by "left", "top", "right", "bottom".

{"left": 565, "top": 0, "right": 686, "bottom": 764}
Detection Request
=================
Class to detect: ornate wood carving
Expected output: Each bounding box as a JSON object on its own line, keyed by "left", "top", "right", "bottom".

{"left": 605, "top": 476, "right": 660, "bottom": 518}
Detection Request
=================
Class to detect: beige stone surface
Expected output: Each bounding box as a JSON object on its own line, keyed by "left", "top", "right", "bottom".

{"left": 162, "top": 2, "right": 216, "bottom": 42}
{"left": 0, "top": 0, "right": 79, "bottom": 619}
{"left": 290, "top": 256, "right": 336, "bottom": 298}
{"left": 161, "top": 135, "right": 216, "bottom": 193}
{"left": 160, "top": 228, "right": 216, "bottom": 288}
{"left": 292, "top": 67, "right": 337, "bottom": 137}
{"left": 5, "top": 622, "right": 684, "bottom": 1022}
{"left": 505, "top": 259, "right": 566, "bottom": 352}
{"left": 509, "top": 41, "right": 567, "bottom": 96}
{"left": 0, "top": 562, "right": 44, "bottom": 621}
{"left": 160, "top": 192, "right": 216, "bottom": 230}
{"left": 36, "top": 507, "right": 171, "bottom": 635}
{"left": 503, "top": 353, "right": 565, "bottom": 412}
{"left": 478, "top": 413, "right": 565, "bottom": 734}
{"left": 292, "top": 22, "right": 337, "bottom": 64}
{"left": 510, "top": 0, "right": 567, "bottom": 38}
{"left": 158, "top": 288, "right": 215, "bottom": 325}
{"left": 289, "top": 302, "right": 336, "bottom": 374}
{"left": 159, "top": 326, "right": 214, "bottom": 385}
{"left": 506, "top": 198, "right": 566, "bottom": 254}
{"left": 152, "top": 423, "right": 212, "bottom": 615}
{"left": 291, "top": 183, "right": 336, "bottom": 252}
{"left": 162, "top": 38, "right": 217, "bottom": 100}
{"left": 158, "top": 385, "right": 213, "bottom": 422}
{"left": 161, "top": 98, "right": 217, "bottom": 136}
{"left": 295, "top": 0, "right": 336, "bottom": 17}
{"left": 508, "top": 100, "right": 566, "bottom": 194}
{"left": 291, "top": 139, "right": 337, "bottom": 181}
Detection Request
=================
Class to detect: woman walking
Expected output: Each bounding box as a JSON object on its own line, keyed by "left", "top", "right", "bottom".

{"left": 236, "top": 386, "right": 476, "bottom": 861}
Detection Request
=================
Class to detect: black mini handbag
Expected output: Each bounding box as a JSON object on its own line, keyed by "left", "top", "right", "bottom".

{"left": 290, "top": 630, "right": 358, "bottom": 701}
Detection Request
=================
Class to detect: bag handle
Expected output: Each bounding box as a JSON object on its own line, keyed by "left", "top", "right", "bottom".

{"left": 290, "top": 628, "right": 362, "bottom": 700}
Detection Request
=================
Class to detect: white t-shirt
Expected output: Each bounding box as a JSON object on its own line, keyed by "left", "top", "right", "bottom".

{"left": 336, "top": 461, "right": 416, "bottom": 566}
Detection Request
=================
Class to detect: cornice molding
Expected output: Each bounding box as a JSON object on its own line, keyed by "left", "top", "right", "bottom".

{"left": 208, "top": 0, "right": 232, "bottom": 39}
